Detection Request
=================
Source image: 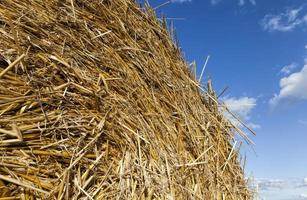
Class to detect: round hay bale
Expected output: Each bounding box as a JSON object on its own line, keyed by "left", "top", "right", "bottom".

{"left": 0, "top": 0, "right": 251, "bottom": 199}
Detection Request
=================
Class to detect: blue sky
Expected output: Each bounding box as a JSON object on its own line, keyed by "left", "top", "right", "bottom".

{"left": 143, "top": 0, "right": 307, "bottom": 199}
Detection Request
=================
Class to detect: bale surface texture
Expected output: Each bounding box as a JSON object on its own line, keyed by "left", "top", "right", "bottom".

{"left": 0, "top": 0, "right": 251, "bottom": 199}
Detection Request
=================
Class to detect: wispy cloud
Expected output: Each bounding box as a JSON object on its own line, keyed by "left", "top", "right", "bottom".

{"left": 255, "top": 178, "right": 286, "bottom": 190}
{"left": 238, "top": 0, "right": 256, "bottom": 6}
{"left": 280, "top": 63, "right": 297, "bottom": 75}
{"left": 251, "top": 177, "right": 307, "bottom": 190}
{"left": 249, "top": 0, "right": 256, "bottom": 5}
{"left": 210, "top": 0, "right": 222, "bottom": 5}
{"left": 238, "top": 0, "right": 244, "bottom": 6}
{"left": 299, "top": 120, "right": 307, "bottom": 125}
{"left": 300, "top": 194, "right": 307, "bottom": 200}
{"left": 222, "top": 96, "right": 260, "bottom": 129}
{"left": 261, "top": 5, "right": 307, "bottom": 32}
{"left": 270, "top": 60, "right": 307, "bottom": 106}
{"left": 250, "top": 178, "right": 307, "bottom": 199}
{"left": 211, "top": 0, "right": 256, "bottom": 6}
{"left": 171, "top": 0, "right": 192, "bottom": 3}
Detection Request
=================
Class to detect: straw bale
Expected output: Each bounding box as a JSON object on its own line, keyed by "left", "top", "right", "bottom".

{"left": 0, "top": 0, "right": 251, "bottom": 199}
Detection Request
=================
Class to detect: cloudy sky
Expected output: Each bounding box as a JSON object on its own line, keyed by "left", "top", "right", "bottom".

{"left": 144, "top": 0, "right": 307, "bottom": 199}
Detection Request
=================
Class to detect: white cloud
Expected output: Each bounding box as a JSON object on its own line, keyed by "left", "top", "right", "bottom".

{"left": 238, "top": 0, "right": 244, "bottom": 6}
{"left": 211, "top": 0, "right": 222, "bottom": 5}
{"left": 247, "top": 122, "right": 261, "bottom": 129}
{"left": 256, "top": 178, "right": 286, "bottom": 190}
{"left": 223, "top": 97, "right": 256, "bottom": 120}
{"left": 238, "top": 0, "right": 256, "bottom": 6}
{"left": 299, "top": 120, "right": 307, "bottom": 125}
{"left": 251, "top": 178, "right": 307, "bottom": 190}
{"left": 222, "top": 96, "right": 260, "bottom": 129}
{"left": 249, "top": 0, "right": 256, "bottom": 5}
{"left": 305, "top": 44, "right": 307, "bottom": 49}
{"left": 171, "top": 0, "right": 191, "bottom": 3}
{"left": 270, "top": 62, "right": 307, "bottom": 106}
{"left": 261, "top": 6, "right": 307, "bottom": 32}
{"left": 211, "top": 0, "right": 256, "bottom": 6}
{"left": 250, "top": 178, "right": 307, "bottom": 199}
{"left": 299, "top": 194, "right": 307, "bottom": 200}
{"left": 280, "top": 63, "right": 297, "bottom": 75}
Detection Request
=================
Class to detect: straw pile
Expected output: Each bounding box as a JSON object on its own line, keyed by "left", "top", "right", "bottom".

{"left": 0, "top": 0, "right": 251, "bottom": 199}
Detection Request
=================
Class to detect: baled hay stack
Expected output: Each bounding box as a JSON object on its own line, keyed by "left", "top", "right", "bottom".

{"left": 0, "top": 0, "right": 251, "bottom": 199}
